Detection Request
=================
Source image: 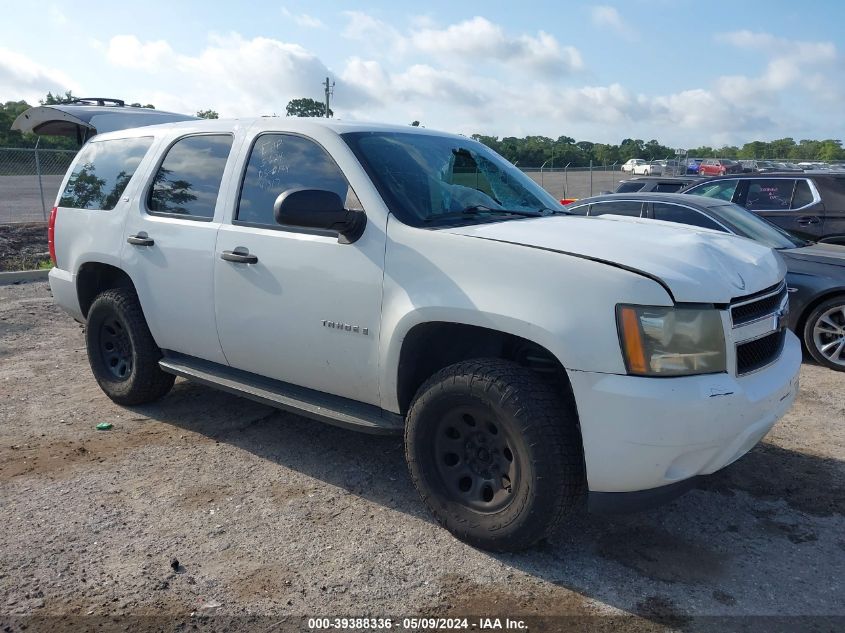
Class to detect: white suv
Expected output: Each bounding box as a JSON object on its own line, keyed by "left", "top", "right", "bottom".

{"left": 46, "top": 117, "right": 800, "bottom": 551}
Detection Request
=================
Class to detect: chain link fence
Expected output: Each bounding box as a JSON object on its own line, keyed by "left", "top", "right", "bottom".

{"left": 0, "top": 147, "right": 77, "bottom": 224}
{"left": 523, "top": 165, "right": 635, "bottom": 201}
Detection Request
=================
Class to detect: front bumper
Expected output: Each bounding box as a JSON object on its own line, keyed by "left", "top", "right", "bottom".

{"left": 569, "top": 331, "right": 801, "bottom": 495}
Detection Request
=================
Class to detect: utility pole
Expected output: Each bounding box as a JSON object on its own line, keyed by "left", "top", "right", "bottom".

{"left": 323, "top": 77, "right": 335, "bottom": 118}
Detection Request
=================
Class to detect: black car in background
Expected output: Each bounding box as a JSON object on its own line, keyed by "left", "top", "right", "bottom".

{"left": 614, "top": 176, "right": 702, "bottom": 193}
{"left": 567, "top": 192, "right": 845, "bottom": 371}
{"left": 682, "top": 173, "right": 845, "bottom": 244}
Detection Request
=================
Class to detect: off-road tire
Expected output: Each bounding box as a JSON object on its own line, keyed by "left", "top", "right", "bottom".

{"left": 85, "top": 288, "right": 175, "bottom": 405}
{"left": 405, "top": 358, "right": 585, "bottom": 551}
{"left": 803, "top": 295, "right": 845, "bottom": 371}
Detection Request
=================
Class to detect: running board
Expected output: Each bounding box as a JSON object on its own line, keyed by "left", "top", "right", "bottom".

{"left": 159, "top": 353, "right": 404, "bottom": 435}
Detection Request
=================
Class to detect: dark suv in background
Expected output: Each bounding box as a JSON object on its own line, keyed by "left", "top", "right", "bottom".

{"left": 683, "top": 173, "right": 845, "bottom": 244}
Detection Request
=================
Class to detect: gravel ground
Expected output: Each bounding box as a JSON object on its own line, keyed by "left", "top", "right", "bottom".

{"left": 1, "top": 281, "right": 843, "bottom": 632}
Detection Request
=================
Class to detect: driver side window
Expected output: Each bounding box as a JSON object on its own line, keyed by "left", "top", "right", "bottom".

{"left": 236, "top": 134, "right": 362, "bottom": 227}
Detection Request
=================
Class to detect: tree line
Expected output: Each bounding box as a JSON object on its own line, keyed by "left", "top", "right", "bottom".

{"left": 470, "top": 135, "right": 845, "bottom": 168}
{"left": 2, "top": 93, "right": 843, "bottom": 167}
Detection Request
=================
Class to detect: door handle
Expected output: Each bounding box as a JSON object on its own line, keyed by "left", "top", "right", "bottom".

{"left": 221, "top": 249, "right": 258, "bottom": 264}
{"left": 127, "top": 234, "right": 154, "bottom": 246}
{"left": 796, "top": 216, "right": 820, "bottom": 226}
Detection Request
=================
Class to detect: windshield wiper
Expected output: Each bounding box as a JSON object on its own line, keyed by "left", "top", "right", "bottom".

{"left": 538, "top": 206, "right": 571, "bottom": 215}
{"left": 424, "top": 206, "right": 543, "bottom": 224}
{"left": 461, "top": 205, "right": 543, "bottom": 217}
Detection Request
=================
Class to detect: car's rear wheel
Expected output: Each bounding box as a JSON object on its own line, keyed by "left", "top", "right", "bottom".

{"left": 86, "top": 288, "right": 175, "bottom": 404}
{"left": 803, "top": 296, "right": 845, "bottom": 371}
{"left": 405, "top": 358, "right": 585, "bottom": 551}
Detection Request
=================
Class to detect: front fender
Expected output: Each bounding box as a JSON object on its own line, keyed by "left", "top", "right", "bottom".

{"left": 378, "top": 219, "right": 672, "bottom": 413}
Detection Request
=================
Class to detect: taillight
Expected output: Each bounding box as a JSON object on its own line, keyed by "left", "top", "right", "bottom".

{"left": 48, "top": 206, "right": 58, "bottom": 265}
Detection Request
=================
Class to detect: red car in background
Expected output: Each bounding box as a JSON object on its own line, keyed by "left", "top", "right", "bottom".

{"left": 698, "top": 158, "right": 743, "bottom": 176}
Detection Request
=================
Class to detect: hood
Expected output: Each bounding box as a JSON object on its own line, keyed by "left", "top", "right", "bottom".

{"left": 781, "top": 242, "right": 845, "bottom": 267}
{"left": 443, "top": 215, "right": 784, "bottom": 304}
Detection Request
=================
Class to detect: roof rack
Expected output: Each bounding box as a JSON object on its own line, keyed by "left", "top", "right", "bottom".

{"left": 65, "top": 98, "right": 126, "bottom": 107}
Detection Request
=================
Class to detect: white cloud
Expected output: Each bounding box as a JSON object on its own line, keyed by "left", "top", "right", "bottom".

{"left": 591, "top": 6, "right": 637, "bottom": 41}
{"left": 94, "top": 33, "right": 374, "bottom": 117}
{"left": 341, "top": 13, "right": 581, "bottom": 76}
{"left": 713, "top": 30, "right": 842, "bottom": 113}
{"left": 342, "top": 11, "right": 406, "bottom": 52}
{"left": 0, "top": 48, "right": 79, "bottom": 104}
{"left": 106, "top": 35, "right": 174, "bottom": 71}
{"left": 281, "top": 8, "right": 324, "bottom": 29}
{"left": 409, "top": 17, "right": 582, "bottom": 75}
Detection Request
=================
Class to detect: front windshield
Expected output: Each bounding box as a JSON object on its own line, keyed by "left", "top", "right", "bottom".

{"left": 712, "top": 203, "right": 807, "bottom": 249}
{"left": 342, "top": 131, "right": 565, "bottom": 227}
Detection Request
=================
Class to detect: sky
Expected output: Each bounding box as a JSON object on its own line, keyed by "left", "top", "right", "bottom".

{"left": 1, "top": 0, "right": 843, "bottom": 148}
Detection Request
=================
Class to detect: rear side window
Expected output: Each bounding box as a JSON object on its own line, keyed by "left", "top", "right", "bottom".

{"left": 686, "top": 179, "right": 738, "bottom": 201}
{"left": 148, "top": 135, "right": 233, "bottom": 220}
{"left": 791, "top": 180, "right": 814, "bottom": 208}
{"left": 653, "top": 203, "right": 724, "bottom": 231}
{"left": 59, "top": 137, "right": 153, "bottom": 210}
{"left": 237, "top": 133, "right": 361, "bottom": 227}
{"left": 588, "top": 201, "right": 643, "bottom": 217}
{"left": 745, "top": 179, "right": 795, "bottom": 211}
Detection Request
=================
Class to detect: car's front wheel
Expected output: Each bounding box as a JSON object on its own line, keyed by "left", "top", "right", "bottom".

{"left": 86, "top": 288, "right": 175, "bottom": 404}
{"left": 405, "top": 358, "right": 585, "bottom": 551}
{"left": 803, "top": 296, "right": 845, "bottom": 371}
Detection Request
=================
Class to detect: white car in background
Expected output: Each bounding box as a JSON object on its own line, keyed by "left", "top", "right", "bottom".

{"left": 633, "top": 161, "right": 663, "bottom": 176}
{"left": 621, "top": 158, "right": 646, "bottom": 173}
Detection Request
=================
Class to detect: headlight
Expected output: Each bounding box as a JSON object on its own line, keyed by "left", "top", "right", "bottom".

{"left": 617, "top": 305, "right": 726, "bottom": 376}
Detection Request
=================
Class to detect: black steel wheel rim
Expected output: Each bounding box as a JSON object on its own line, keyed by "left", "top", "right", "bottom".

{"left": 98, "top": 317, "right": 132, "bottom": 381}
{"left": 433, "top": 405, "right": 521, "bottom": 513}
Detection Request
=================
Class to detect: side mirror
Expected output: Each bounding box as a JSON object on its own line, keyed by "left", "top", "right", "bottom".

{"left": 273, "top": 188, "right": 366, "bottom": 244}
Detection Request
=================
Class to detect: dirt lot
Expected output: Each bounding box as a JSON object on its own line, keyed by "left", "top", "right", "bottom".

{"left": 0, "top": 223, "right": 49, "bottom": 272}
{"left": 1, "top": 281, "right": 843, "bottom": 632}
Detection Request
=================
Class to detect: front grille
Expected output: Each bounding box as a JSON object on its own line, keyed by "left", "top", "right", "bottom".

{"left": 731, "top": 284, "right": 788, "bottom": 326}
{"left": 736, "top": 330, "right": 786, "bottom": 375}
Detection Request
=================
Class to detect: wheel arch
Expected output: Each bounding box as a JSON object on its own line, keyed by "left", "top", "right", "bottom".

{"left": 76, "top": 261, "right": 138, "bottom": 318}
{"left": 394, "top": 320, "right": 573, "bottom": 415}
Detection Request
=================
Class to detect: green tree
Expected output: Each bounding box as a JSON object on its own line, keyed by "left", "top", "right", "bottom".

{"left": 285, "top": 98, "right": 332, "bottom": 118}
{"left": 129, "top": 103, "right": 156, "bottom": 109}
{"left": 738, "top": 141, "right": 768, "bottom": 159}
{"left": 715, "top": 145, "right": 739, "bottom": 159}
{"left": 196, "top": 109, "right": 219, "bottom": 119}
{"left": 818, "top": 140, "right": 844, "bottom": 162}
{"left": 41, "top": 90, "right": 77, "bottom": 105}
{"left": 769, "top": 137, "right": 796, "bottom": 159}
{"left": 410, "top": 120, "right": 420, "bottom": 127}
